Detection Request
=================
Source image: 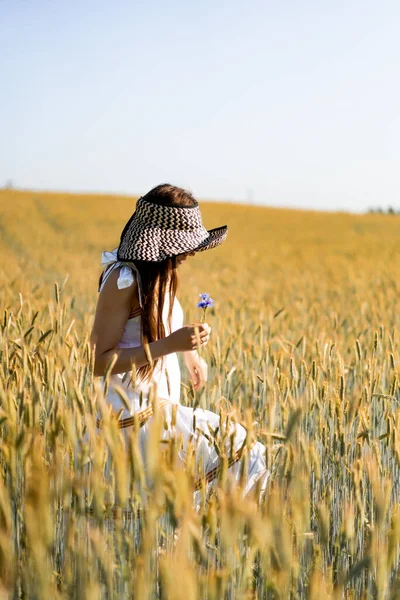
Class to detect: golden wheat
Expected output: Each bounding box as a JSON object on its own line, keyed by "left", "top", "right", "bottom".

{"left": 0, "top": 189, "right": 400, "bottom": 598}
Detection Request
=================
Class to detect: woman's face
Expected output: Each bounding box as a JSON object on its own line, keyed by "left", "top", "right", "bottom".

{"left": 176, "top": 251, "right": 195, "bottom": 266}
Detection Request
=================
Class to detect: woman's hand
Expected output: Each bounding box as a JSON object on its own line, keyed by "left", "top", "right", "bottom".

{"left": 184, "top": 350, "right": 208, "bottom": 391}
{"left": 167, "top": 323, "right": 211, "bottom": 352}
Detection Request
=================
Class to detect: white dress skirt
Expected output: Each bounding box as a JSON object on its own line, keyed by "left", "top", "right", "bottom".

{"left": 96, "top": 250, "right": 270, "bottom": 505}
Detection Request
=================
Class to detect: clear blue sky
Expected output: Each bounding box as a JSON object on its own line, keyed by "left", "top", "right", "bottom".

{"left": 1, "top": 1, "right": 399, "bottom": 211}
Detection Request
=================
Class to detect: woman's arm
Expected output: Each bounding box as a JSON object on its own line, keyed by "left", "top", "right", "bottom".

{"left": 90, "top": 267, "right": 210, "bottom": 376}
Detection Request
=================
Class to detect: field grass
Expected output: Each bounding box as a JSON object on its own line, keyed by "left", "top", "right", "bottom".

{"left": 0, "top": 188, "right": 400, "bottom": 599}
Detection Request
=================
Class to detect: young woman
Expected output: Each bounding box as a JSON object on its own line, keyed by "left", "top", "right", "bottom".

{"left": 90, "top": 184, "right": 269, "bottom": 502}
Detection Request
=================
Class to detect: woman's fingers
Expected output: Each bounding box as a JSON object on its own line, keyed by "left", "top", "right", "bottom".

{"left": 192, "top": 366, "right": 207, "bottom": 390}
{"left": 197, "top": 368, "right": 206, "bottom": 387}
{"left": 191, "top": 323, "right": 211, "bottom": 349}
{"left": 170, "top": 324, "right": 212, "bottom": 353}
{"left": 192, "top": 367, "right": 201, "bottom": 389}
{"left": 185, "top": 354, "right": 208, "bottom": 391}
{"left": 193, "top": 324, "right": 211, "bottom": 334}
{"left": 198, "top": 334, "right": 209, "bottom": 346}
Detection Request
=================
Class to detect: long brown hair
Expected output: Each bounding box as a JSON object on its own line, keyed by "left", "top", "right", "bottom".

{"left": 126, "top": 184, "right": 197, "bottom": 382}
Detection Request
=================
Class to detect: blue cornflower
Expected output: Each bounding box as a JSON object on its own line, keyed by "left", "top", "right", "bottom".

{"left": 197, "top": 293, "right": 215, "bottom": 309}
{"left": 197, "top": 293, "right": 215, "bottom": 323}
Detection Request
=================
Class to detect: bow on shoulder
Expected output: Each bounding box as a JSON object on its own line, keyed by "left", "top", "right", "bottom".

{"left": 100, "top": 248, "right": 143, "bottom": 306}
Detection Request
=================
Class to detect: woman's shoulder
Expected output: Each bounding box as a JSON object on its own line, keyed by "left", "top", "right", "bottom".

{"left": 99, "top": 259, "right": 134, "bottom": 290}
{"left": 98, "top": 266, "right": 140, "bottom": 314}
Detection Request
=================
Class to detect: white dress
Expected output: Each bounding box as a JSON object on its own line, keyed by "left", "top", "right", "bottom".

{"left": 98, "top": 249, "right": 269, "bottom": 502}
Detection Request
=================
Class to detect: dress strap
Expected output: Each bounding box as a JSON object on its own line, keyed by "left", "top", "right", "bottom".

{"left": 99, "top": 248, "right": 144, "bottom": 307}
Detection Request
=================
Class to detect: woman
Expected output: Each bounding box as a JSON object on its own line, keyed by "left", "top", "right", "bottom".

{"left": 90, "top": 184, "right": 269, "bottom": 504}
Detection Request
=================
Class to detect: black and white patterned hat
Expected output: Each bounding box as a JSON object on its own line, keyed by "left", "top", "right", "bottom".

{"left": 117, "top": 197, "right": 228, "bottom": 262}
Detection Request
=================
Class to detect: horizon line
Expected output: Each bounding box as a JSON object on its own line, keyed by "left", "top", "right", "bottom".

{"left": 0, "top": 184, "right": 395, "bottom": 216}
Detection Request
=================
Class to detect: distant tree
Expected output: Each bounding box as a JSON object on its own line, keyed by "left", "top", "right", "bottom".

{"left": 366, "top": 206, "right": 399, "bottom": 214}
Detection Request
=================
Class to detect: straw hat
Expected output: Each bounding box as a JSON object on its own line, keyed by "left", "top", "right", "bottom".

{"left": 117, "top": 196, "right": 228, "bottom": 262}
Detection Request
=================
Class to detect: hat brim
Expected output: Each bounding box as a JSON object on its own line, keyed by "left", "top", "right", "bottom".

{"left": 191, "top": 225, "right": 228, "bottom": 253}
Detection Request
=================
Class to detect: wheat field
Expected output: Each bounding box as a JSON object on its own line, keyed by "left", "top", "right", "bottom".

{"left": 0, "top": 189, "right": 399, "bottom": 599}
